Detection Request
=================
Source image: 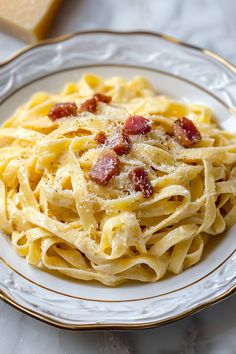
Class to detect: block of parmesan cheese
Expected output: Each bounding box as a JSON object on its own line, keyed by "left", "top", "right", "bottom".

{"left": 0, "top": 0, "right": 62, "bottom": 43}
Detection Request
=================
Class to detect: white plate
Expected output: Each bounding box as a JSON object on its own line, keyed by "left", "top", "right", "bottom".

{"left": 0, "top": 31, "right": 236, "bottom": 329}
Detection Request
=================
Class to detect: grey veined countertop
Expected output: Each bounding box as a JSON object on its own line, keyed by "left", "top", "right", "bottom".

{"left": 0, "top": 1, "right": 236, "bottom": 353}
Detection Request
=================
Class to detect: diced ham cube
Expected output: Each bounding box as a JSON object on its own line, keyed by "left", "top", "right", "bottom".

{"left": 95, "top": 131, "right": 107, "bottom": 145}
{"left": 48, "top": 102, "right": 78, "bottom": 120}
{"left": 173, "top": 117, "right": 202, "bottom": 147}
{"left": 124, "top": 115, "right": 151, "bottom": 135}
{"left": 107, "top": 129, "right": 132, "bottom": 155}
{"left": 79, "top": 98, "right": 97, "bottom": 113}
{"left": 89, "top": 149, "right": 120, "bottom": 186}
{"left": 129, "top": 167, "right": 154, "bottom": 198}
{"left": 93, "top": 93, "right": 112, "bottom": 104}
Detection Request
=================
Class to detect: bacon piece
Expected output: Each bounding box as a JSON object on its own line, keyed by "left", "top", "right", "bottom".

{"left": 89, "top": 149, "right": 120, "bottom": 186}
{"left": 107, "top": 129, "right": 132, "bottom": 156}
{"left": 93, "top": 93, "right": 112, "bottom": 104}
{"left": 79, "top": 97, "right": 97, "bottom": 113}
{"left": 48, "top": 102, "right": 78, "bottom": 120}
{"left": 173, "top": 117, "right": 202, "bottom": 148}
{"left": 129, "top": 167, "right": 154, "bottom": 198}
{"left": 95, "top": 131, "right": 107, "bottom": 145}
{"left": 124, "top": 115, "right": 151, "bottom": 135}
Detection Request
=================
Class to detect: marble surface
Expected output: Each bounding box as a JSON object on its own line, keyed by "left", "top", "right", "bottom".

{"left": 0, "top": 0, "right": 236, "bottom": 353}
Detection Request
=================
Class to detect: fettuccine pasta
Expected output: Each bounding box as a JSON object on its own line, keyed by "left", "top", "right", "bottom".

{"left": 1, "top": 74, "right": 236, "bottom": 286}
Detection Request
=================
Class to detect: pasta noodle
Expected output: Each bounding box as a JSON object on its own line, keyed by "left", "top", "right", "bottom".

{"left": 0, "top": 73, "right": 236, "bottom": 286}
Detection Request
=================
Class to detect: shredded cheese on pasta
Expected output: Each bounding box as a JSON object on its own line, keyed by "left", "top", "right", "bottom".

{"left": 1, "top": 74, "right": 236, "bottom": 286}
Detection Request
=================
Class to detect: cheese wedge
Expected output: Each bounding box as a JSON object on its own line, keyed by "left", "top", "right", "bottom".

{"left": 0, "top": 0, "right": 62, "bottom": 43}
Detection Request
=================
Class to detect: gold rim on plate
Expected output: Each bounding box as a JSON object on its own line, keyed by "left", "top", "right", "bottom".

{"left": 0, "top": 30, "right": 236, "bottom": 330}
{"left": 1, "top": 285, "right": 235, "bottom": 331}
{"left": 1, "top": 30, "right": 236, "bottom": 76}
{"left": 1, "top": 247, "right": 234, "bottom": 303}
